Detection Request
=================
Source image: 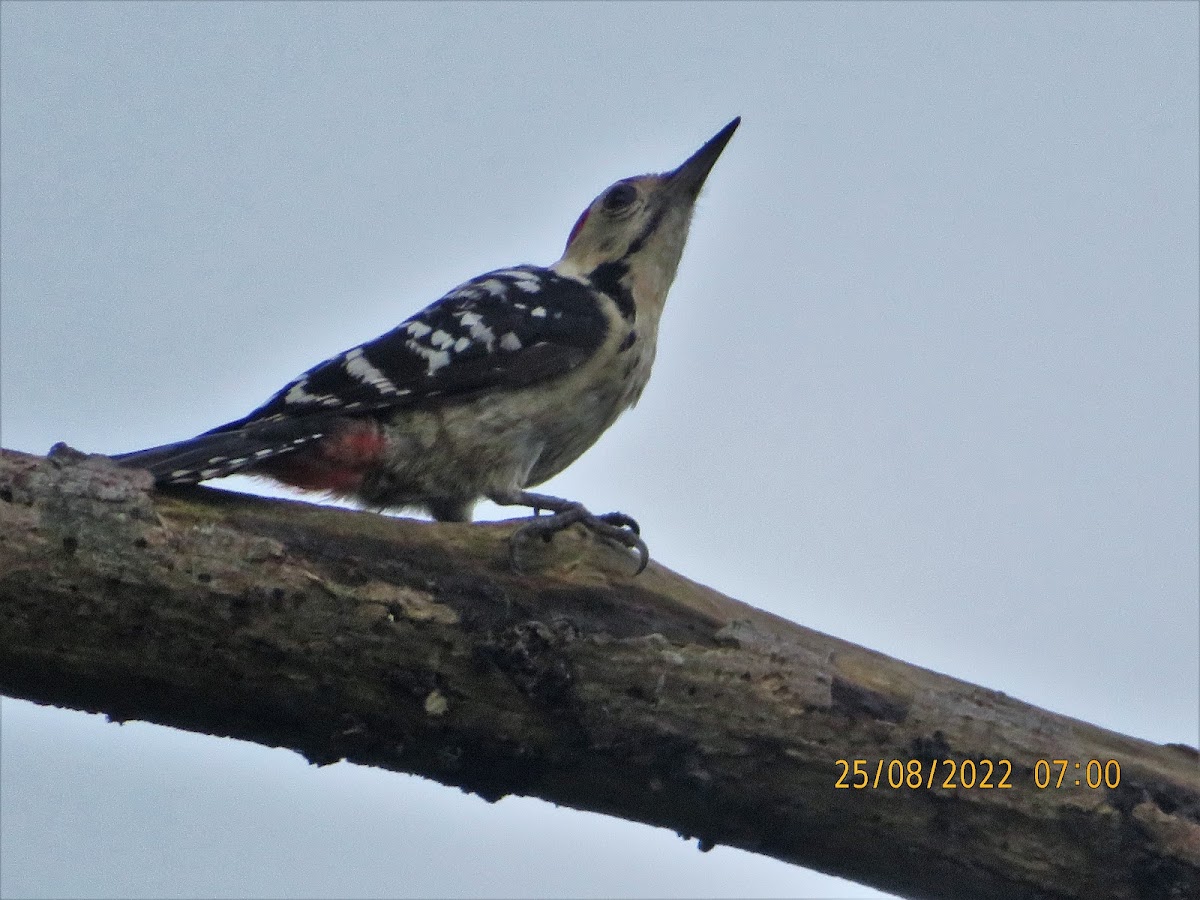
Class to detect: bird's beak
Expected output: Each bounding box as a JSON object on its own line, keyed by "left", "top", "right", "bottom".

{"left": 666, "top": 117, "right": 740, "bottom": 198}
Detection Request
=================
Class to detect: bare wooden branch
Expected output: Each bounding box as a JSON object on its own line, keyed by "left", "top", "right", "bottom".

{"left": 1, "top": 446, "right": 1196, "bottom": 899}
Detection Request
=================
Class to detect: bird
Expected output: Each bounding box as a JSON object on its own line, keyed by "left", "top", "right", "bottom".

{"left": 114, "top": 117, "right": 740, "bottom": 573}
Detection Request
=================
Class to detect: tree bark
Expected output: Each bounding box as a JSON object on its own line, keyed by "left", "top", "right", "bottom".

{"left": 0, "top": 446, "right": 1196, "bottom": 899}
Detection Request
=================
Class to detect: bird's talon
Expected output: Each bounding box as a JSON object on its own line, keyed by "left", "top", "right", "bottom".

{"left": 507, "top": 505, "right": 649, "bottom": 575}
{"left": 597, "top": 511, "right": 640, "bottom": 535}
{"left": 632, "top": 540, "right": 649, "bottom": 575}
{"left": 582, "top": 513, "right": 649, "bottom": 574}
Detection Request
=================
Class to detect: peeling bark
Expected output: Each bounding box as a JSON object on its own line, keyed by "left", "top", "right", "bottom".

{"left": 0, "top": 447, "right": 1197, "bottom": 900}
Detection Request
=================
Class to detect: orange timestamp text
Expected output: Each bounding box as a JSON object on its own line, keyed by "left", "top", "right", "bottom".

{"left": 835, "top": 758, "right": 1013, "bottom": 790}
{"left": 834, "top": 758, "right": 1122, "bottom": 790}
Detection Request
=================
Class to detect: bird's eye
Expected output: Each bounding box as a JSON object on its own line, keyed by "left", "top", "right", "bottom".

{"left": 602, "top": 182, "right": 638, "bottom": 212}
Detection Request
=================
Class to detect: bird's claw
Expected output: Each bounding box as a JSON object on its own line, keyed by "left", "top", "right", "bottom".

{"left": 597, "top": 511, "right": 640, "bottom": 535}
{"left": 509, "top": 506, "right": 648, "bottom": 575}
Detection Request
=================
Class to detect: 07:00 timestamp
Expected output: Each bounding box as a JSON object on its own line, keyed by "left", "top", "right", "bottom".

{"left": 1034, "top": 758, "right": 1121, "bottom": 789}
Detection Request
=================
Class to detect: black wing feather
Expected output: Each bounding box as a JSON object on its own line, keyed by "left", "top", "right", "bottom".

{"left": 218, "top": 265, "right": 607, "bottom": 431}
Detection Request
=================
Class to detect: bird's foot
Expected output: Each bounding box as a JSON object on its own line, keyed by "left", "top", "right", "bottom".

{"left": 491, "top": 490, "right": 648, "bottom": 575}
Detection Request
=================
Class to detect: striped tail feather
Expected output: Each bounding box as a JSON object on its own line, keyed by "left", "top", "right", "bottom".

{"left": 112, "top": 417, "right": 335, "bottom": 484}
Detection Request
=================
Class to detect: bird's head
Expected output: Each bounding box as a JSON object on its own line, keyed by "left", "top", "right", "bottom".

{"left": 555, "top": 118, "right": 739, "bottom": 313}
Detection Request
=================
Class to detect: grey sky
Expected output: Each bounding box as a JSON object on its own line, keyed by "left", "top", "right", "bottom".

{"left": 1, "top": 2, "right": 1197, "bottom": 898}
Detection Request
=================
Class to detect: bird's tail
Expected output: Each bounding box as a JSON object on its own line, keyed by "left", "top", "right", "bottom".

{"left": 112, "top": 417, "right": 334, "bottom": 485}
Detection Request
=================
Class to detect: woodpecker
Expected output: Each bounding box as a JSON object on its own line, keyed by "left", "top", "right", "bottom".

{"left": 114, "top": 117, "right": 739, "bottom": 573}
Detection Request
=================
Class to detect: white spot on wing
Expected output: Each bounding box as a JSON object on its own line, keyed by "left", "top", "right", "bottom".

{"left": 531, "top": 306, "right": 547, "bottom": 318}
{"left": 466, "top": 318, "right": 495, "bottom": 349}
{"left": 429, "top": 329, "right": 456, "bottom": 349}
{"left": 491, "top": 267, "right": 542, "bottom": 293}
{"left": 285, "top": 381, "right": 332, "bottom": 405}
{"left": 499, "top": 332, "right": 522, "bottom": 351}
{"left": 343, "top": 347, "right": 410, "bottom": 397}
{"left": 406, "top": 338, "right": 451, "bottom": 374}
{"left": 406, "top": 321, "right": 432, "bottom": 338}
{"left": 454, "top": 336, "right": 471, "bottom": 353}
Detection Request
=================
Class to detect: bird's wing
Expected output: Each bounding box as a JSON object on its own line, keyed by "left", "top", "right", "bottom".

{"left": 212, "top": 265, "right": 610, "bottom": 432}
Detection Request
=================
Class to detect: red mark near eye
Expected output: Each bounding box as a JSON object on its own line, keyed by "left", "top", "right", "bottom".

{"left": 255, "top": 419, "right": 386, "bottom": 494}
{"left": 566, "top": 207, "right": 590, "bottom": 249}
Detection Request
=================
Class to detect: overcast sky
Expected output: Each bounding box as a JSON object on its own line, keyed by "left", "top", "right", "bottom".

{"left": 2, "top": 3, "right": 1197, "bottom": 898}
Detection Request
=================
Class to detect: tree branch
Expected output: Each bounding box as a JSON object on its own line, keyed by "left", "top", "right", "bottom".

{"left": 1, "top": 447, "right": 1196, "bottom": 899}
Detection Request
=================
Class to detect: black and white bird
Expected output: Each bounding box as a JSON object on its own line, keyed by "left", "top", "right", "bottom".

{"left": 115, "top": 118, "right": 740, "bottom": 572}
